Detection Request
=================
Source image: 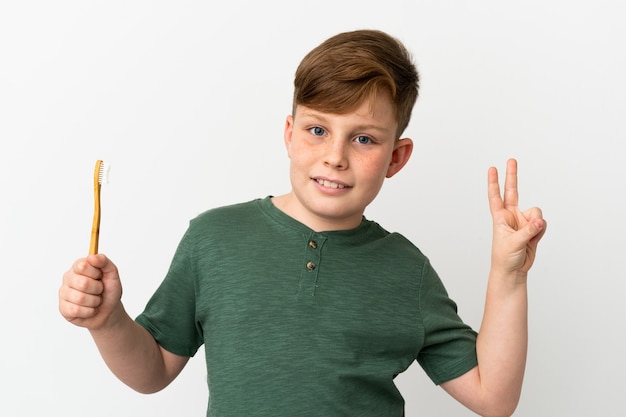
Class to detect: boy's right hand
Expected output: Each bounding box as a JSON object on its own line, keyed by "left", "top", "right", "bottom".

{"left": 59, "top": 254, "right": 123, "bottom": 331}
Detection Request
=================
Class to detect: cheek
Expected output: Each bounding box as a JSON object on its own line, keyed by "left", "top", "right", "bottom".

{"left": 360, "top": 154, "right": 392, "bottom": 180}
{"left": 288, "top": 144, "right": 313, "bottom": 179}
{"left": 290, "top": 140, "right": 317, "bottom": 165}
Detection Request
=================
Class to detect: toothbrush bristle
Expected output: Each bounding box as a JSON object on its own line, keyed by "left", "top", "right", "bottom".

{"left": 98, "top": 162, "right": 110, "bottom": 185}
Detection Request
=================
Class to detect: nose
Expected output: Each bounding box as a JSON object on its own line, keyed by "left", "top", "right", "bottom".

{"left": 324, "top": 138, "right": 348, "bottom": 170}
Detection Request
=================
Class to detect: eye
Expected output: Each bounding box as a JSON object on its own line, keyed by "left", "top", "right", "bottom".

{"left": 354, "top": 135, "right": 372, "bottom": 145}
{"left": 309, "top": 126, "right": 326, "bottom": 136}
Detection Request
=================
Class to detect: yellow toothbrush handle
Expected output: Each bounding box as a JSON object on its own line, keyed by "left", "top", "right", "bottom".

{"left": 89, "top": 160, "right": 102, "bottom": 254}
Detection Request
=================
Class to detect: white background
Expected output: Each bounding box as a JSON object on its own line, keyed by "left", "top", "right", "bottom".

{"left": 1, "top": 1, "right": 624, "bottom": 416}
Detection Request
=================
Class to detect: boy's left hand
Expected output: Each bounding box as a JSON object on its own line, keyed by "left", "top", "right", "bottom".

{"left": 488, "top": 158, "right": 546, "bottom": 276}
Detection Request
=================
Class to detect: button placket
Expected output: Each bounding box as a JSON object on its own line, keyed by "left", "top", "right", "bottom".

{"left": 300, "top": 234, "right": 325, "bottom": 296}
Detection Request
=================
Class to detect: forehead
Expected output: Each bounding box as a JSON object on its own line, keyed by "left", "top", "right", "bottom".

{"left": 295, "top": 95, "right": 397, "bottom": 131}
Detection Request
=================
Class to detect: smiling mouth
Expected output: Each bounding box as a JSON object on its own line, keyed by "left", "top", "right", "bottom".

{"left": 314, "top": 178, "right": 348, "bottom": 189}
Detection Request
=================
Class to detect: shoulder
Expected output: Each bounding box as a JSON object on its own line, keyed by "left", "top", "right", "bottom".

{"left": 181, "top": 198, "right": 268, "bottom": 245}
{"left": 365, "top": 220, "right": 428, "bottom": 260}
{"left": 190, "top": 198, "right": 264, "bottom": 227}
{"left": 353, "top": 221, "right": 433, "bottom": 281}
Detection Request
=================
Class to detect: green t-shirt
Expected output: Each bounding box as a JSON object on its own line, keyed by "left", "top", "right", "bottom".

{"left": 136, "top": 197, "right": 477, "bottom": 416}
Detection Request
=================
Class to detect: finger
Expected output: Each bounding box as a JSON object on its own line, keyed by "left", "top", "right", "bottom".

{"left": 504, "top": 158, "right": 519, "bottom": 209}
{"left": 63, "top": 269, "right": 104, "bottom": 296}
{"left": 488, "top": 165, "right": 504, "bottom": 214}
{"left": 86, "top": 253, "right": 119, "bottom": 281}
{"left": 73, "top": 257, "right": 103, "bottom": 280}
{"left": 58, "top": 284, "right": 103, "bottom": 322}
{"left": 60, "top": 284, "right": 103, "bottom": 308}
{"left": 59, "top": 298, "right": 99, "bottom": 322}
{"left": 523, "top": 206, "right": 543, "bottom": 222}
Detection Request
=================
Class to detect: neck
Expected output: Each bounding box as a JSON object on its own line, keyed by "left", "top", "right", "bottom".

{"left": 270, "top": 193, "right": 363, "bottom": 232}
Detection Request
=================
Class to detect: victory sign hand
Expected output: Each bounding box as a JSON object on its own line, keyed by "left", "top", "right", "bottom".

{"left": 488, "top": 159, "right": 546, "bottom": 277}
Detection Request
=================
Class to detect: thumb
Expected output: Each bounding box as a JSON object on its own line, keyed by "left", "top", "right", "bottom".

{"left": 520, "top": 206, "right": 546, "bottom": 244}
{"left": 522, "top": 218, "right": 546, "bottom": 247}
{"left": 86, "top": 253, "right": 118, "bottom": 277}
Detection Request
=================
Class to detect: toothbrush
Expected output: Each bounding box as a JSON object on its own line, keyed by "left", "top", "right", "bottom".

{"left": 89, "top": 160, "right": 110, "bottom": 254}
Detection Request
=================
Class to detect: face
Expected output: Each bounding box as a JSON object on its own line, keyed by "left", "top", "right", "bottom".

{"left": 277, "top": 95, "right": 413, "bottom": 231}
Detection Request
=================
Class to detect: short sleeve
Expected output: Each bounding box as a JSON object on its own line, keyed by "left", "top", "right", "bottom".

{"left": 135, "top": 227, "right": 204, "bottom": 357}
{"left": 416, "top": 260, "right": 478, "bottom": 385}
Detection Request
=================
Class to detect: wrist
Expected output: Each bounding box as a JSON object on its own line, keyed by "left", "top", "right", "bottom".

{"left": 489, "top": 267, "right": 529, "bottom": 287}
{"left": 90, "top": 302, "right": 129, "bottom": 335}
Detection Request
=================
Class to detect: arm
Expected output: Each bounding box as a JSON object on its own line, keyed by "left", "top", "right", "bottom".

{"left": 59, "top": 254, "right": 189, "bottom": 393}
{"left": 441, "top": 159, "right": 546, "bottom": 417}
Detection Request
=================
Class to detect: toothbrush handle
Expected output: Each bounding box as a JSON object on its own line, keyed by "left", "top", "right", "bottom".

{"left": 89, "top": 161, "right": 102, "bottom": 254}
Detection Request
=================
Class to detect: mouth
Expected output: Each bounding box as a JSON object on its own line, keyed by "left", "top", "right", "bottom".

{"left": 314, "top": 178, "right": 350, "bottom": 189}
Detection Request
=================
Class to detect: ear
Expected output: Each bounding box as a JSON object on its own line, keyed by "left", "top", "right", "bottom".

{"left": 386, "top": 138, "right": 413, "bottom": 178}
{"left": 283, "top": 115, "right": 294, "bottom": 158}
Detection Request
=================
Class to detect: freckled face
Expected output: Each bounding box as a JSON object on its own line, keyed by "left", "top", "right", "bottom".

{"left": 278, "top": 95, "right": 413, "bottom": 231}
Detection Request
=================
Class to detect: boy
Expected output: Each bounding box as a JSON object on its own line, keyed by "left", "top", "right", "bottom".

{"left": 59, "top": 29, "right": 546, "bottom": 416}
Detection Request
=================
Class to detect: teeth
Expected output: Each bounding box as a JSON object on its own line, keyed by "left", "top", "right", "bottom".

{"left": 316, "top": 179, "right": 345, "bottom": 189}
